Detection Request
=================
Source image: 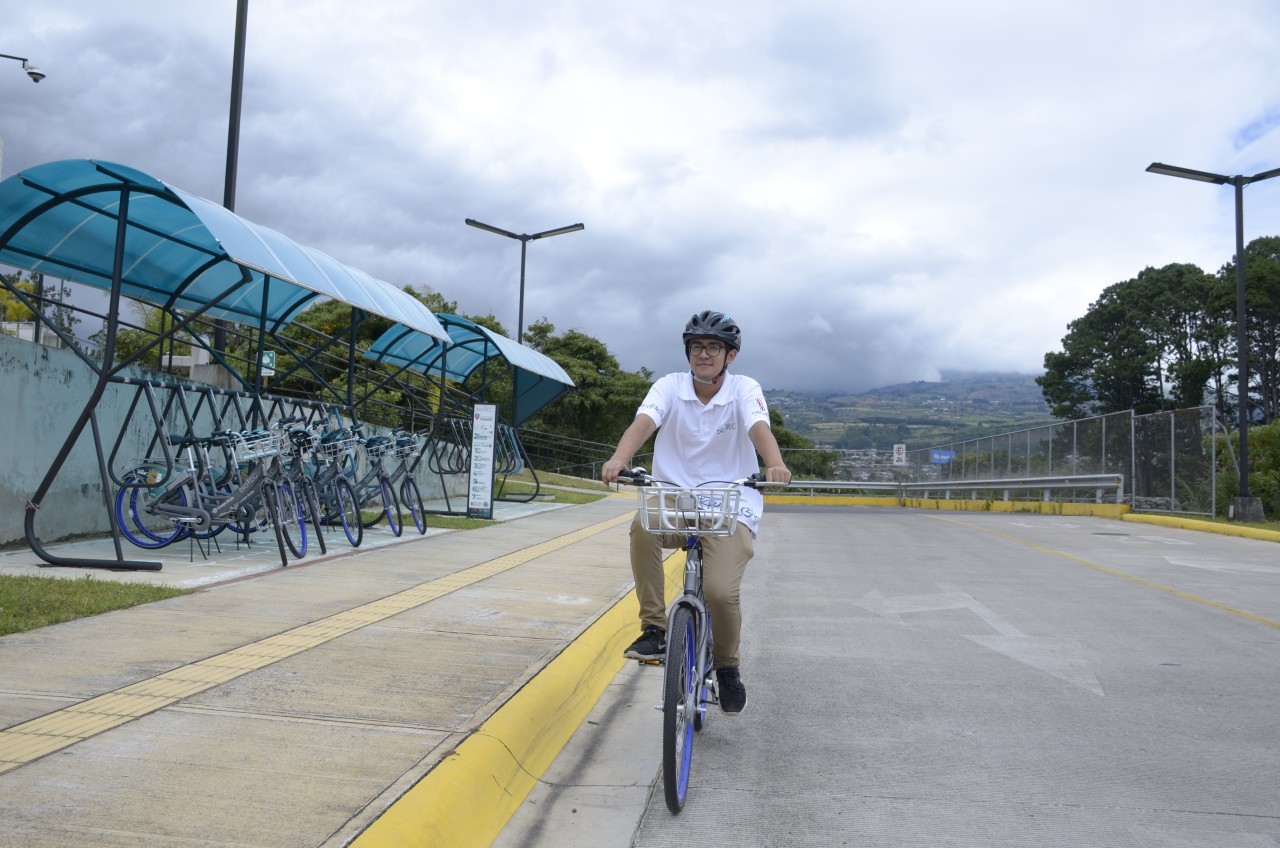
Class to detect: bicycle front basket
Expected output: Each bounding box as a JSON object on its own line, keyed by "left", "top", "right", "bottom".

{"left": 317, "top": 430, "right": 358, "bottom": 459}
{"left": 636, "top": 485, "right": 741, "bottom": 536}
{"left": 233, "top": 429, "right": 287, "bottom": 461}
{"left": 393, "top": 435, "right": 420, "bottom": 459}
{"left": 365, "top": 435, "right": 395, "bottom": 458}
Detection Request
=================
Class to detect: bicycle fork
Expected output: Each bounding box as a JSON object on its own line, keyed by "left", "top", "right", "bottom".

{"left": 657, "top": 595, "right": 716, "bottom": 722}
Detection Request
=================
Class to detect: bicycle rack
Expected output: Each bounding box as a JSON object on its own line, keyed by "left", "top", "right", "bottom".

{"left": 1, "top": 160, "right": 574, "bottom": 564}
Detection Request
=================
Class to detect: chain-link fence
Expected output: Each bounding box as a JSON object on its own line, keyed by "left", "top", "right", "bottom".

{"left": 900, "top": 407, "right": 1219, "bottom": 515}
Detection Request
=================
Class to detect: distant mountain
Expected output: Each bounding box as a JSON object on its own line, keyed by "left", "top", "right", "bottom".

{"left": 766, "top": 372, "right": 1055, "bottom": 450}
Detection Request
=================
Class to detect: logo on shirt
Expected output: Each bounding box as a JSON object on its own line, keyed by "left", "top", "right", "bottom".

{"left": 716, "top": 421, "right": 737, "bottom": 436}
{"left": 756, "top": 398, "right": 766, "bottom": 413}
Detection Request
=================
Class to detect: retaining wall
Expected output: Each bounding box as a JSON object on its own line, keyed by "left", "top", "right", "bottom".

{"left": 0, "top": 332, "right": 465, "bottom": 547}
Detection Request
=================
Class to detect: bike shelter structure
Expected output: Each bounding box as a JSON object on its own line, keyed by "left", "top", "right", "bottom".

{"left": 0, "top": 159, "right": 572, "bottom": 570}
{"left": 365, "top": 313, "right": 575, "bottom": 512}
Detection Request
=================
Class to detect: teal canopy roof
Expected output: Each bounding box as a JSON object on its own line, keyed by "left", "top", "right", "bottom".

{"left": 0, "top": 159, "right": 449, "bottom": 341}
{"left": 366, "top": 314, "right": 574, "bottom": 426}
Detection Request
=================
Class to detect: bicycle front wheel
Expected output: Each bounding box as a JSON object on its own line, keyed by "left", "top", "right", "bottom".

{"left": 663, "top": 605, "right": 698, "bottom": 813}
{"left": 380, "top": 475, "right": 402, "bottom": 537}
{"left": 276, "top": 481, "right": 307, "bottom": 559}
{"left": 300, "top": 478, "right": 327, "bottom": 556}
{"left": 401, "top": 475, "right": 427, "bottom": 535}
{"left": 333, "top": 477, "right": 363, "bottom": 547}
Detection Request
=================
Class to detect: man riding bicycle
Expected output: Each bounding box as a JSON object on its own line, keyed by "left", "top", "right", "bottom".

{"left": 602, "top": 310, "right": 792, "bottom": 714}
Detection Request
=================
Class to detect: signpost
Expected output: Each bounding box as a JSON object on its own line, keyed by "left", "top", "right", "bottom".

{"left": 468, "top": 403, "right": 498, "bottom": 519}
{"left": 892, "top": 444, "right": 907, "bottom": 466}
{"left": 930, "top": 449, "right": 955, "bottom": 465}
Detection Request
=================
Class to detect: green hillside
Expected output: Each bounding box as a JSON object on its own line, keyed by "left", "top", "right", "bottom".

{"left": 767, "top": 372, "right": 1057, "bottom": 451}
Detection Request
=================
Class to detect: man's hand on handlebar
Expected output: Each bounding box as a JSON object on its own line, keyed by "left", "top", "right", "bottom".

{"left": 601, "top": 458, "right": 630, "bottom": 485}
{"left": 764, "top": 465, "right": 792, "bottom": 486}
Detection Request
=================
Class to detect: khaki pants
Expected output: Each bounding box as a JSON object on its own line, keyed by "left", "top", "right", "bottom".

{"left": 629, "top": 512, "right": 755, "bottom": 669}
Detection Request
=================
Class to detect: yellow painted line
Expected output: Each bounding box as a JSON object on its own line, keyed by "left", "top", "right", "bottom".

{"left": 354, "top": 541, "right": 685, "bottom": 848}
{"left": 931, "top": 515, "right": 1280, "bottom": 631}
{"left": 0, "top": 512, "right": 633, "bottom": 774}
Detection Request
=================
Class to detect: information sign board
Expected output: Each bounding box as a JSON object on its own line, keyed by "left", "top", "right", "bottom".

{"left": 468, "top": 404, "right": 498, "bottom": 519}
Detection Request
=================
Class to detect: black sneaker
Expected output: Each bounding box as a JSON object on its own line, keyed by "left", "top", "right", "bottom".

{"left": 716, "top": 667, "right": 747, "bottom": 714}
{"left": 624, "top": 626, "right": 666, "bottom": 661}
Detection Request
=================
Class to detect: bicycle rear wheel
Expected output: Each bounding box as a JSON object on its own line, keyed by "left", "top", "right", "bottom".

{"left": 114, "top": 476, "right": 188, "bottom": 549}
{"left": 401, "top": 475, "right": 427, "bottom": 535}
{"left": 663, "top": 605, "right": 698, "bottom": 813}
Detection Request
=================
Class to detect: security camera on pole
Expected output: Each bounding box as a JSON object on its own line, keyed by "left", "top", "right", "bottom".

{"left": 0, "top": 54, "right": 45, "bottom": 83}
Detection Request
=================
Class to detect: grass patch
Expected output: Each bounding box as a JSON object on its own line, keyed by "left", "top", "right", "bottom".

{"left": 0, "top": 574, "right": 192, "bottom": 637}
{"left": 426, "top": 515, "right": 498, "bottom": 531}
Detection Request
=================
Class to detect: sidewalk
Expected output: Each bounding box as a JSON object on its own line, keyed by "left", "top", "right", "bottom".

{"left": 0, "top": 494, "right": 646, "bottom": 847}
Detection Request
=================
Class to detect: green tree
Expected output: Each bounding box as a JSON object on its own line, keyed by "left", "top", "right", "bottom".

{"left": 1230, "top": 236, "right": 1280, "bottom": 423}
{"left": 522, "top": 319, "right": 653, "bottom": 444}
{"left": 1038, "top": 275, "right": 1165, "bottom": 417}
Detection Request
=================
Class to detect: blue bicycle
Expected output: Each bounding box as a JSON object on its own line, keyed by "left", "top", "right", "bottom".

{"left": 618, "top": 468, "right": 768, "bottom": 813}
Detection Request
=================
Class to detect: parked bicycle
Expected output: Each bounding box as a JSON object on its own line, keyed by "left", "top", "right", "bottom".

{"left": 618, "top": 467, "right": 776, "bottom": 813}
{"left": 113, "top": 421, "right": 302, "bottom": 567}
{"left": 309, "top": 425, "right": 363, "bottom": 547}
{"left": 350, "top": 426, "right": 427, "bottom": 537}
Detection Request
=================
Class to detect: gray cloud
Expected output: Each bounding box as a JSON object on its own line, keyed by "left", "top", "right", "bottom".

{"left": 4, "top": 0, "right": 1280, "bottom": 398}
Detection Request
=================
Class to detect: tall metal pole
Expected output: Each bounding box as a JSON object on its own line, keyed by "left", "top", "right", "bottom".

{"left": 1233, "top": 176, "right": 1250, "bottom": 498}
{"left": 464, "top": 219, "right": 584, "bottom": 345}
{"left": 518, "top": 239, "right": 528, "bottom": 344}
{"left": 1146, "top": 161, "right": 1280, "bottom": 515}
{"left": 216, "top": 0, "right": 249, "bottom": 352}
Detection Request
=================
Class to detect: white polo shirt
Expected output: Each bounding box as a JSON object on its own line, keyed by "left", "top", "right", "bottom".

{"left": 637, "top": 371, "right": 772, "bottom": 535}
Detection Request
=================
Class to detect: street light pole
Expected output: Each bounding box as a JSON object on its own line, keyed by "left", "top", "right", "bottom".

{"left": 1146, "top": 161, "right": 1280, "bottom": 519}
{"left": 214, "top": 0, "right": 249, "bottom": 355}
{"left": 464, "top": 218, "right": 584, "bottom": 343}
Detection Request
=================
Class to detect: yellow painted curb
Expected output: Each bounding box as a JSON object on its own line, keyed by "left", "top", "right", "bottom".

{"left": 765, "top": 494, "right": 1129, "bottom": 519}
{"left": 353, "top": 545, "right": 683, "bottom": 848}
{"left": 1121, "top": 512, "right": 1280, "bottom": 542}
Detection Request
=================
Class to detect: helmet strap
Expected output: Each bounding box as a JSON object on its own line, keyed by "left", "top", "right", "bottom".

{"left": 690, "top": 368, "right": 726, "bottom": 386}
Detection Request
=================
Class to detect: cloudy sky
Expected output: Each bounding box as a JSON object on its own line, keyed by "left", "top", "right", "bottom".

{"left": 4, "top": 1, "right": 1280, "bottom": 393}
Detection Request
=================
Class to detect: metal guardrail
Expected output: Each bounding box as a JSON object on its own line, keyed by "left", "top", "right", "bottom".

{"left": 778, "top": 474, "right": 1126, "bottom": 504}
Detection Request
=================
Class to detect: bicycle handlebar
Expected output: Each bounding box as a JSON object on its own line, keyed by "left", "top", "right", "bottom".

{"left": 617, "top": 468, "right": 786, "bottom": 489}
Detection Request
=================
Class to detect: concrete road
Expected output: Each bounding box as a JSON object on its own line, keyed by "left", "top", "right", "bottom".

{"left": 499, "top": 507, "right": 1280, "bottom": 847}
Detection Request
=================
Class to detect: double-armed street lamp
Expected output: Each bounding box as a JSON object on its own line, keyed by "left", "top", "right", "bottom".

{"left": 1146, "top": 161, "right": 1280, "bottom": 517}
{"left": 465, "top": 218, "right": 584, "bottom": 344}
{"left": 0, "top": 53, "right": 45, "bottom": 83}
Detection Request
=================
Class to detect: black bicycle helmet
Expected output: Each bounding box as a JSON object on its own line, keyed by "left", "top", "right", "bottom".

{"left": 683, "top": 310, "right": 741, "bottom": 352}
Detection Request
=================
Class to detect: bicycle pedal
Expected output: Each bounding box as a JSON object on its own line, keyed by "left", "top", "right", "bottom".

{"left": 636, "top": 658, "right": 663, "bottom": 667}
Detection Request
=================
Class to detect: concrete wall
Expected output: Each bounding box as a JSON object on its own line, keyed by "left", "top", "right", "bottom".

{"left": 0, "top": 332, "right": 466, "bottom": 548}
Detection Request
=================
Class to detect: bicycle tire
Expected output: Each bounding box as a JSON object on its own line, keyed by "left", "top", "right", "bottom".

{"left": 301, "top": 478, "right": 327, "bottom": 556}
{"left": 358, "top": 480, "right": 386, "bottom": 529}
{"left": 663, "top": 605, "right": 698, "bottom": 813}
{"left": 380, "top": 475, "right": 402, "bottom": 537}
{"left": 333, "top": 477, "right": 363, "bottom": 547}
{"left": 262, "top": 480, "right": 290, "bottom": 567}
{"left": 277, "top": 481, "right": 307, "bottom": 558}
{"left": 114, "top": 476, "right": 188, "bottom": 549}
{"left": 401, "top": 475, "right": 427, "bottom": 535}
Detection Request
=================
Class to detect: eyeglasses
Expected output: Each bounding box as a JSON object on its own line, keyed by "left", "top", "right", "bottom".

{"left": 688, "top": 342, "right": 726, "bottom": 357}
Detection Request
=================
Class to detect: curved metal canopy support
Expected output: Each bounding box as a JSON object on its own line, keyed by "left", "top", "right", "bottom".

{"left": 0, "top": 159, "right": 458, "bottom": 569}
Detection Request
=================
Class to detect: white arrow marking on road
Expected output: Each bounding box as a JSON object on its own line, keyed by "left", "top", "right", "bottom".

{"left": 857, "top": 587, "right": 1105, "bottom": 696}
{"left": 1164, "top": 556, "right": 1280, "bottom": 575}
